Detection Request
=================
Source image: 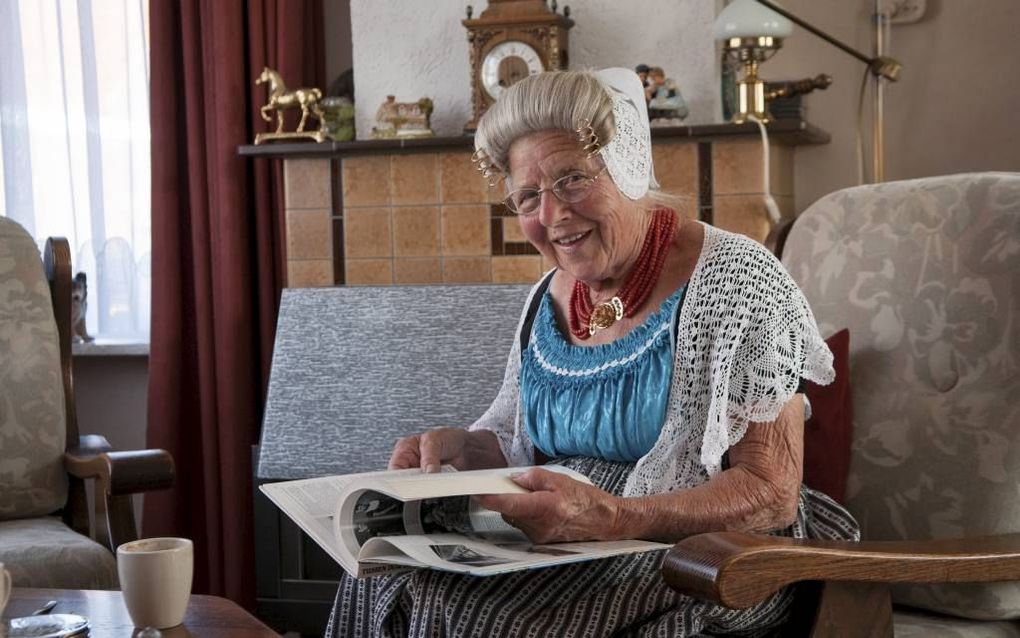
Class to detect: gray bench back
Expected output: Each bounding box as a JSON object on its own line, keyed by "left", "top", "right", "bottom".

{"left": 256, "top": 284, "right": 533, "bottom": 480}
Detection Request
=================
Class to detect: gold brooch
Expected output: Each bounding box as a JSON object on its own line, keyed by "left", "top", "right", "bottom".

{"left": 575, "top": 119, "right": 601, "bottom": 158}
{"left": 588, "top": 297, "right": 624, "bottom": 336}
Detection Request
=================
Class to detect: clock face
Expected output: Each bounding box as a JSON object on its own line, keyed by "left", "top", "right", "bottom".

{"left": 480, "top": 41, "right": 544, "bottom": 100}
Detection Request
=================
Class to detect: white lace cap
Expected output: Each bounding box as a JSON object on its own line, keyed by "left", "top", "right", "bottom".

{"left": 591, "top": 68, "right": 659, "bottom": 200}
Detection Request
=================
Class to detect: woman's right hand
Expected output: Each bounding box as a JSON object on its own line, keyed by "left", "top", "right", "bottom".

{"left": 388, "top": 427, "right": 474, "bottom": 473}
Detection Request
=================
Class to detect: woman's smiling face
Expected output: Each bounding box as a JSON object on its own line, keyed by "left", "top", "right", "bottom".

{"left": 506, "top": 130, "right": 647, "bottom": 287}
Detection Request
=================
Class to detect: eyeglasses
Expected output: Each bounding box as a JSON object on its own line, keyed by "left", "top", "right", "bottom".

{"left": 503, "top": 167, "right": 608, "bottom": 216}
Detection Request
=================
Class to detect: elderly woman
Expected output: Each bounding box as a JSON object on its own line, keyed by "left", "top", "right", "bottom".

{"left": 326, "top": 68, "right": 858, "bottom": 637}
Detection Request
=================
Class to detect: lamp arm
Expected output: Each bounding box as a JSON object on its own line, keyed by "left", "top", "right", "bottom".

{"left": 752, "top": 0, "right": 902, "bottom": 81}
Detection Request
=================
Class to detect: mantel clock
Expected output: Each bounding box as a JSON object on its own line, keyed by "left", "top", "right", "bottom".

{"left": 463, "top": 0, "right": 573, "bottom": 132}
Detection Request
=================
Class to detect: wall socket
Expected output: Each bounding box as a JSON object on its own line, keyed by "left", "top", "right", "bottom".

{"left": 877, "top": 0, "right": 927, "bottom": 24}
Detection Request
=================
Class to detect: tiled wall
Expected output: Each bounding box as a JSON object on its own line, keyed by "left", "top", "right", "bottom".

{"left": 345, "top": 153, "right": 497, "bottom": 285}
{"left": 283, "top": 159, "right": 334, "bottom": 288}
{"left": 282, "top": 139, "right": 794, "bottom": 288}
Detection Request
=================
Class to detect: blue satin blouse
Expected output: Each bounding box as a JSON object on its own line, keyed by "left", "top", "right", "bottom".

{"left": 520, "top": 286, "right": 686, "bottom": 462}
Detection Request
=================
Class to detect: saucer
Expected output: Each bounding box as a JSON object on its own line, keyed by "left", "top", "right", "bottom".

{"left": 3, "top": 614, "right": 89, "bottom": 638}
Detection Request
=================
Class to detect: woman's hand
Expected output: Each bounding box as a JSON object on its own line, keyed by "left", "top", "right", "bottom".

{"left": 474, "top": 468, "right": 621, "bottom": 544}
{"left": 388, "top": 427, "right": 471, "bottom": 473}
{"left": 388, "top": 428, "right": 506, "bottom": 473}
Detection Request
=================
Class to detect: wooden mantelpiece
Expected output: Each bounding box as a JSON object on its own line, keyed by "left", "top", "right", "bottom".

{"left": 238, "top": 119, "right": 829, "bottom": 159}
{"left": 238, "top": 119, "right": 828, "bottom": 288}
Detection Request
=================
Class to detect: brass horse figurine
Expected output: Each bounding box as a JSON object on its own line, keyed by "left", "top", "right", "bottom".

{"left": 256, "top": 67, "right": 324, "bottom": 134}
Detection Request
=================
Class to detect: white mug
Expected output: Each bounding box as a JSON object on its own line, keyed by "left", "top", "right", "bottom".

{"left": 116, "top": 537, "right": 193, "bottom": 629}
{"left": 0, "top": 562, "right": 11, "bottom": 618}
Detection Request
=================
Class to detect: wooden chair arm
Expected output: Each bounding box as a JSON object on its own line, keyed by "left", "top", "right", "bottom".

{"left": 63, "top": 446, "right": 174, "bottom": 552}
{"left": 65, "top": 448, "right": 175, "bottom": 496}
{"left": 43, "top": 238, "right": 77, "bottom": 441}
{"left": 662, "top": 531, "right": 1020, "bottom": 610}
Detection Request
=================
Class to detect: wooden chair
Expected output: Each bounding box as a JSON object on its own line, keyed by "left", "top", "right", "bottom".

{"left": 662, "top": 173, "right": 1020, "bottom": 636}
{"left": 0, "top": 216, "right": 175, "bottom": 589}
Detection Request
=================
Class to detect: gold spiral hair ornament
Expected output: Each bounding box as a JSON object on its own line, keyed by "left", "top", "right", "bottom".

{"left": 575, "top": 119, "right": 601, "bottom": 158}
{"left": 470, "top": 148, "right": 502, "bottom": 188}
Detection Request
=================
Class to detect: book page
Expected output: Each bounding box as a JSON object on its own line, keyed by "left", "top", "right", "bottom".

{"left": 335, "top": 465, "right": 591, "bottom": 556}
{"left": 339, "top": 466, "right": 666, "bottom": 576}
{"left": 359, "top": 533, "right": 521, "bottom": 572}
{"left": 411, "top": 494, "right": 529, "bottom": 542}
{"left": 359, "top": 533, "right": 671, "bottom": 576}
{"left": 266, "top": 463, "right": 666, "bottom": 580}
{"left": 260, "top": 467, "right": 426, "bottom": 577}
{"left": 260, "top": 476, "right": 356, "bottom": 575}
{"left": 366, "top": 465, "right": 592, "bottom": 501}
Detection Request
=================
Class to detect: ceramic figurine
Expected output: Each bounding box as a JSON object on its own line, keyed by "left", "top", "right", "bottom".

{"left": 645, "top": 66, "right": 689, "bottom": 125}
{"left": 371, "top": 96, "right": 435, "bottom": 139}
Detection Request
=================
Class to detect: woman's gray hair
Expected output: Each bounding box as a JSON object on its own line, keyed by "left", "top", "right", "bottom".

{"left": 475, "top": 71, "right": 615, "bottom": 177}
{"left": 474, "top": 70, "right": 695, "bottom": 216}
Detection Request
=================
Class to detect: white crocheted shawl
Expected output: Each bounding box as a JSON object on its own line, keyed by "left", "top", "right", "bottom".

{"left": 469, "top": 223, "right": 834, "bottom": 497}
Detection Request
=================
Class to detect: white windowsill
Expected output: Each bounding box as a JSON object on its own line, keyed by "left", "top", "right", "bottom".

{"left": 72, "top": 339, "right": 150, "bottom": 357}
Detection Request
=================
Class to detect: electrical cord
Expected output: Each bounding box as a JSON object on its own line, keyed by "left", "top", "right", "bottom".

{"left": 746, "top": 114, "right": 783, "bottom": 224}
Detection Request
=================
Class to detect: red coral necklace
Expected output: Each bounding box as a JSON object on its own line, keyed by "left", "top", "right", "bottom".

{"left": 568, "top": 208, "right": 677, "bottom": 340}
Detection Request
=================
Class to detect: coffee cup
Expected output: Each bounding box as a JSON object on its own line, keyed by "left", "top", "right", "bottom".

{"left": 116, "top": 537, "right": 193, "bottom": 629}
{"left": 0, "top": 562, "right": 11, "bottom": 618}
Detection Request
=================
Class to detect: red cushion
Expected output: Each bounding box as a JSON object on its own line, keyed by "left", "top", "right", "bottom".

{"left": 802, "top": 329, "right": 853, "bottom": 504}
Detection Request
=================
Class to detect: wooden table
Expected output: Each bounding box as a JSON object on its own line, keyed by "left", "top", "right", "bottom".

{"left": 4, "top": 588, "right": 279, "bottom": 637}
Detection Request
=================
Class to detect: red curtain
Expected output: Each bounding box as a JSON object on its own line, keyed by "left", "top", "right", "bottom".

{"left": 145, "top": 0, "right": 324, "bottom": 607}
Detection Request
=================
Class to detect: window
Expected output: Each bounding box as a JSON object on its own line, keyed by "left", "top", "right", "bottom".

{"left": 0, "top": 0, "right": 151, "bottom": 341}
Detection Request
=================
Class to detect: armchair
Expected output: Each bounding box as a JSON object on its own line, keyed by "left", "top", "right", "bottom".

{"left": 0, "top": 216, "right": 175, "bottom": 589}
{"left": 663, "top": 173, "right": 1020, "bottom": 635}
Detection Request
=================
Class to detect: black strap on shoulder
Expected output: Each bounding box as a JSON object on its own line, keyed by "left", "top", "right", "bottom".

{"left": 519, "top": 269, "right": 556, "bottom": 357}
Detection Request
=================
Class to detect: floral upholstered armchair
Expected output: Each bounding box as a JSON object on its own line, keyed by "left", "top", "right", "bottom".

{"left": 663, "top": 173, "right": 1020, "bottom": 636}
{"left": 0, "top": 216, "right": 175, "bottom": 589}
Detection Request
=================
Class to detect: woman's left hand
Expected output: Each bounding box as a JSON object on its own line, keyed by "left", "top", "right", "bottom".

{"left": 474, "top": 468, "right": 622, "bottom": 544}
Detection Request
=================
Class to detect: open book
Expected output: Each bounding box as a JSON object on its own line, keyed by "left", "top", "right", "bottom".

{"left": 260, "top": 465, "right": 670, "bottom": 577}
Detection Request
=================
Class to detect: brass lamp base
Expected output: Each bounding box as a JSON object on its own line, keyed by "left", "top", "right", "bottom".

{"left": 732, "top": 76, "right": 770, "bottom": 124}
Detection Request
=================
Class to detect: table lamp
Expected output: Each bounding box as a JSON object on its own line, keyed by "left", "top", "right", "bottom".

{"left": 714, "top": 0, "right": 793, "bottom": 124}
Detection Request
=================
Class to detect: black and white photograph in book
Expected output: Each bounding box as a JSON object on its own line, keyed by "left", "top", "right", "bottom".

{"left": 429, "top": 544, "right": 515, "bottom": 568}
{"left": 352, "top": 491, "right": 406, "bottom": 545}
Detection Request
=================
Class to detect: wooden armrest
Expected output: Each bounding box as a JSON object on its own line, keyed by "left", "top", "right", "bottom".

{"left": 662, "top": 531, "right": 1020, "bottom": 609}
{"left": 65, "top": 448, "right": 175, "bottom": 496}
{"left": 63, "top": 442, "right": 175, "bottom": 551}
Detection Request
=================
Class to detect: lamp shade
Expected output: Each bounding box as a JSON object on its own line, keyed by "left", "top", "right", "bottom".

{"left": 714, "top": 0, "right": 793, "bottom": 39}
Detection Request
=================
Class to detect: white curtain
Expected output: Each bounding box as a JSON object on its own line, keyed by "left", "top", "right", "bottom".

{"left": 0, "top": 0, "right": 151, "bottom": 341}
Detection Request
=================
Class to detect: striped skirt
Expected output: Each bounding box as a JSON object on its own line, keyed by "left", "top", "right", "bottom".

{"left": 325, "top": 457, "right": 859, "bottom": 638}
